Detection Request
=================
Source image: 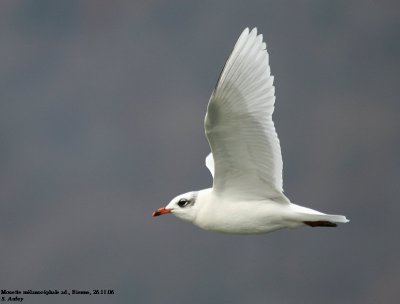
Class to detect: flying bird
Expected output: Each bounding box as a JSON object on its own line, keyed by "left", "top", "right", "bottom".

{"left": 152, "top": 28, "right": 349, "bottom": 234}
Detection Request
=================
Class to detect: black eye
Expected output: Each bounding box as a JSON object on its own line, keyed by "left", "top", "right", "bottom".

{"left": 177, "top": 199, "right": 189, "bottom": 208}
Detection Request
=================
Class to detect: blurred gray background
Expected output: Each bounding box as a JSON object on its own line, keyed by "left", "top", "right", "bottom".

{"left": 1, "top": 1, "right": 399, "bottom": 303}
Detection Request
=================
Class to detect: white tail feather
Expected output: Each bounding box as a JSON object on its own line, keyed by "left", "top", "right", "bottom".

{"left": 289, "top": 203, "right": 349, "bottom": 224}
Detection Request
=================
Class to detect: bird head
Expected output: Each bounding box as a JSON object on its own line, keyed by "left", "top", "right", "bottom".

{"left": 152, "top": 191, "right": 198, "bottom": 223}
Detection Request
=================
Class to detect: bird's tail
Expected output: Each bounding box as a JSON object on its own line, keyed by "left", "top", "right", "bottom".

{"left": 289, "top": 203, "right": 349, "bottom": 228}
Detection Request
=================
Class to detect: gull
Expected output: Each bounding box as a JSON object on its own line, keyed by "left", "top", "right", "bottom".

{"left": 152, "top": 28, "right": 349, "bottom": 234}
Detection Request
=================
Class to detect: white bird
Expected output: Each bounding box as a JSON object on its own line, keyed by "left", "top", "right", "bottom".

{"left": 152, "top": 28, "right": 349, "bottom": 234}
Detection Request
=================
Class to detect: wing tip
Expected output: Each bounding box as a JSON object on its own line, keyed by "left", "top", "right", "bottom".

{"left": 241, "top": 27, "right": 267, "bottom": 47}
{"left": 242, "top": 27, "right": 259, "bottom": 36}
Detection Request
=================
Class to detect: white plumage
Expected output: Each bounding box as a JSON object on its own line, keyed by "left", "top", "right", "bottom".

{"left": 153, "top": 28, "right": 349, "bottom": 234}
{"left": 205, "top": 28, "right": 282, "bottom": 200}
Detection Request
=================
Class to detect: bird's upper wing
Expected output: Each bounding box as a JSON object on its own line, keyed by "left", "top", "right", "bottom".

{"left": 204, "top": 28, "right": 286, "bottom": 202}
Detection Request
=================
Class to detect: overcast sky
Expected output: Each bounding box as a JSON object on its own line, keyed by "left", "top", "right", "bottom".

{"left": 0, "top": 1, "right": 399, "bottom": 303}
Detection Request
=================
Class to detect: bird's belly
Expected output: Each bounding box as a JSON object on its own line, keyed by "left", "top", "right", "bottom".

{"left": 197, "top": 221, "right": 284, "bottom": 235}
{"left": 194, "top": 201, "right": 290, "bottom": 234}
